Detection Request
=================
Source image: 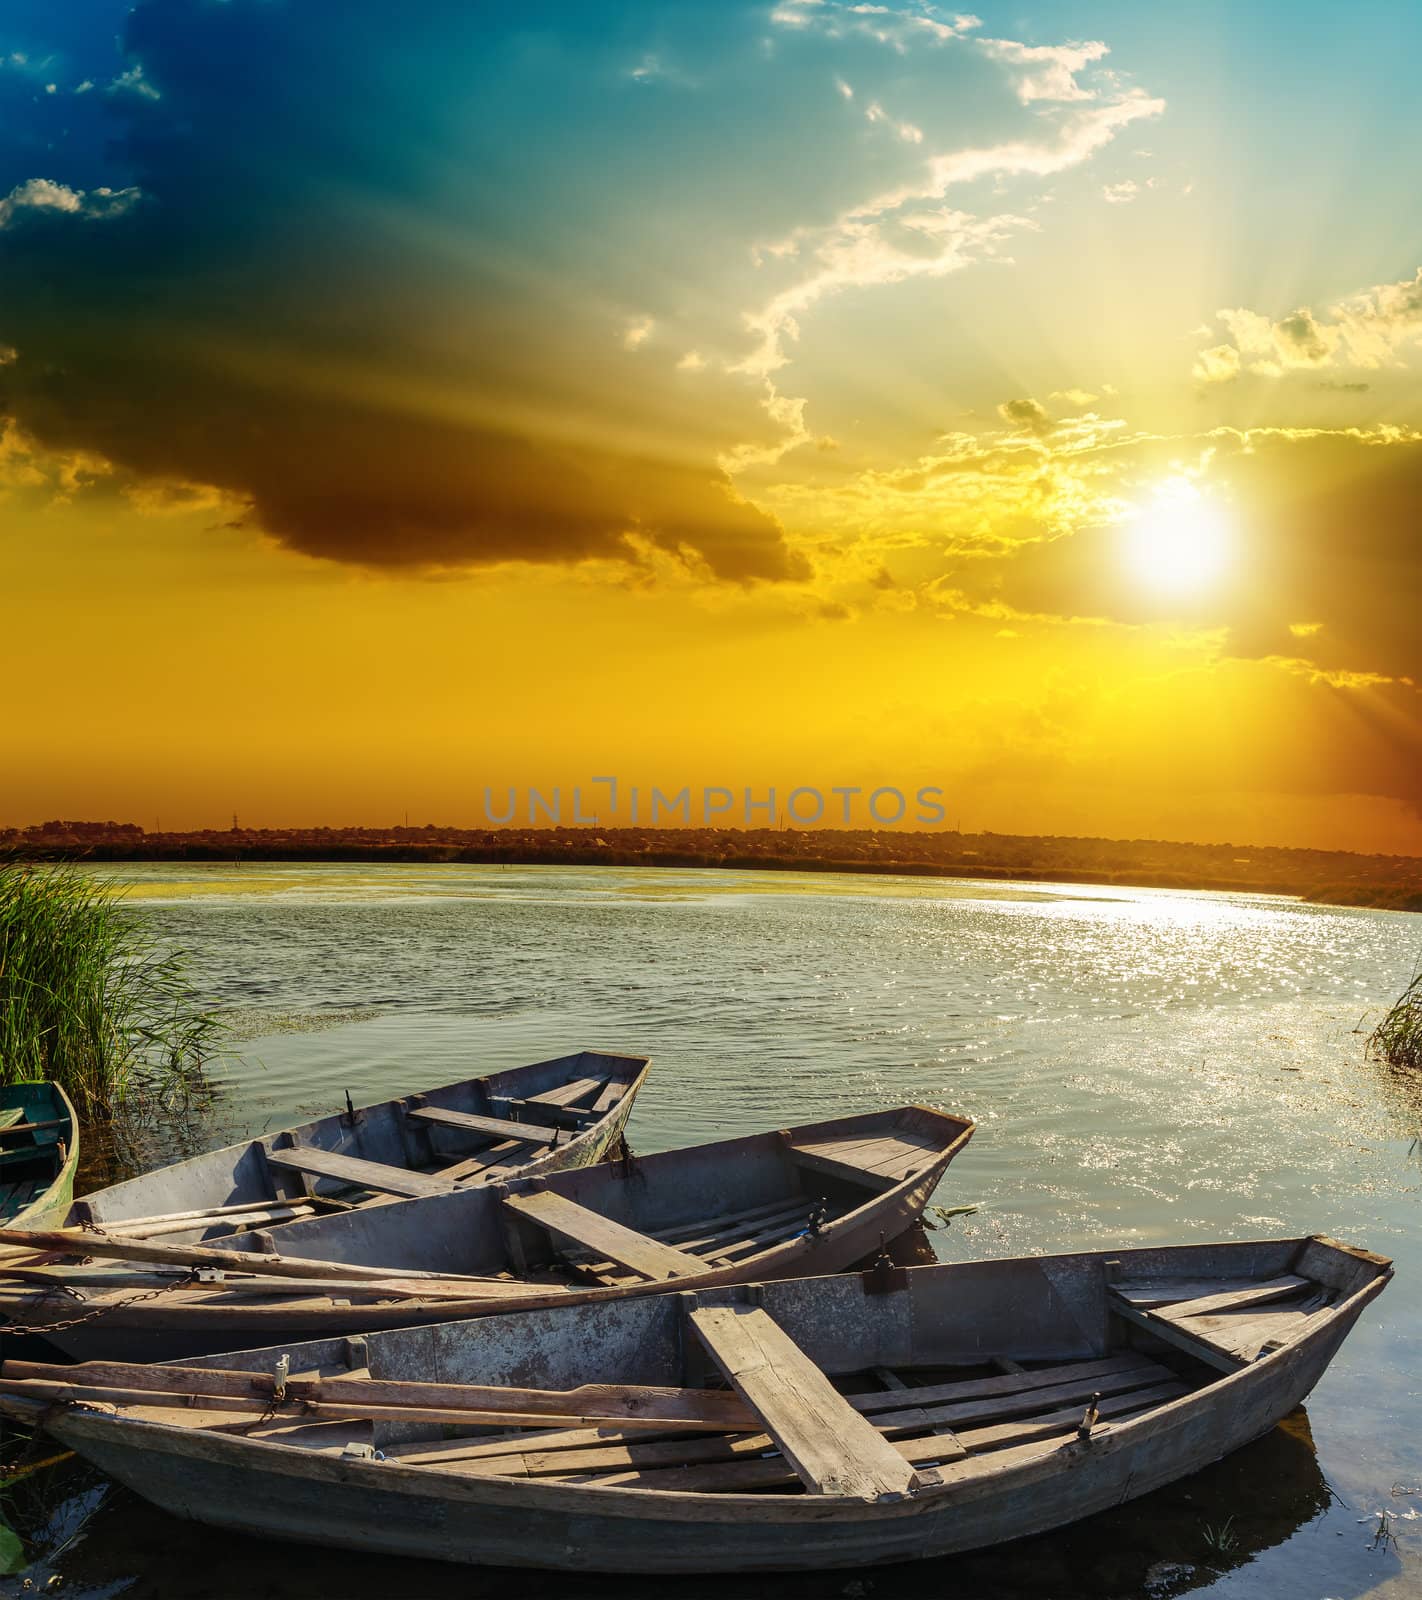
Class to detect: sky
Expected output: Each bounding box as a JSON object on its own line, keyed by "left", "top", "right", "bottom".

{"left": 2, "top": 0, "right": 1421, "bottom": 851}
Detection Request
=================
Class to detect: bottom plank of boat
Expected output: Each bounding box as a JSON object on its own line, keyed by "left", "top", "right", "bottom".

{"left": 0, "top": 1233, "right": 1390, "bottom": 1572}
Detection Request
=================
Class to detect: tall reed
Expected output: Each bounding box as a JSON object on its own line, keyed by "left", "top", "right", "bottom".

{"left": 0, "top": 863, "right": 218, "bottom": 1119}
{"left": 1368, "top": 968, "right": 1422, "bottom": 1072}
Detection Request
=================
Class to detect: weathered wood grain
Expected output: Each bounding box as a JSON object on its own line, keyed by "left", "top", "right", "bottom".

{"left": 690, "top": 1303, "right": 919, "bottom": 1499}
{"left": 265, "top": 1146, "right": 458, "bottom": 1199}
{"left": 407, "top": 1107, "right": 558, "bottom": 1146}
{"left": 1154, "top": 1277, "right": 1315, "bottom": 1322}
{"left": 503, "top": 1192, "right": 704, "bottom": 1282}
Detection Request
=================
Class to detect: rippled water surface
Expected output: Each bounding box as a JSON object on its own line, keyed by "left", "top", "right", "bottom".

{"left": 23, "top": 863, "right": 1422, "bottom": 1598}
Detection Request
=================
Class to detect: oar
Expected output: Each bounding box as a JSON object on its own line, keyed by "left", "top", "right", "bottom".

{"left": 0, "top": 1227, "right": 515, "bottom": 1290}
{"left": 3, "top": 1360, "right": 759, "bottom": 1431}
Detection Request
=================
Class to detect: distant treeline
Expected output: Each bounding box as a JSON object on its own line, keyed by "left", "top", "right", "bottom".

{"left": 5, "top": 823, "right": 1421, "bottom": 911}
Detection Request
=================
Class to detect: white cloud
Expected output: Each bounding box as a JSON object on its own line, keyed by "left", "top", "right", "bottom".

{"left": 1102, "top": 179, "right": 1139, "bottom": 204}
{"left": 677, "top": 349, "right": 707, "bottom": 371}
{"left": 622, "top": 315, "right": 654, "bottom": 350}
{"left": 725, "top": 12, "right": 1161, "bottom": 471}
{"left": 772, "top": 1, "right": 980, "bottom": 51}
{"left": 0, "top": 178, "right": 141, "bottom": 230}
{"left": 1192, "top": 343, "right": 1242, "bottom": 385}
{"left": 979, "top": 38, "right": 1110, "bottom": 102}
{"left": 627, "top": 53, "right": 696, "bottom": 87}
{"left": 108, "top": 64, "right": 160, "bottom": 101}
{"left": 865, "top": 100, "right": 923, "bottom": 142}
{"left": 1194, "top": 267, "right": 1422, "bottom": 382}
{"left": 835, "top": 76, "right": 854, "bottom": 99}
{"left": 735, "top": 89, "right": 1163, "bottom": 388}
{"left": 1327, "top": 267, "right": 1422, "bottom": 365}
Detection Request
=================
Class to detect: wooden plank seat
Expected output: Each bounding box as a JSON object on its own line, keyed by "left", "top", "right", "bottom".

{"left": 490, "top": 1095, "right": 598, "bottom": 1131}
{"left": 690, "top": 1303, "right": 921, "bottom": 1499}
{"left": 1145, "top": 1277, "right": 1315, "bottom": 1321}
{"left": 265, "top": 1145, "right": 458, "bottom": 1200}
{"left": 783, "top": 1145, "right": 895, "bottom": 1196}
{"left": 1112, "top": 1274, "right": 1309, "bottom": 1312}
{"left": 502, "top": 1191, "right": 704, "bottom": 1282}
{"left": 812, "top": 1130, "right": 942, "bottom": 1178}
{"left": 407, "top": 1107, "right": 560, "bottom": 1147}
{"left": 526, "top": 1077, "right": 606, "bottom": 1109}
{"left": 1169, "top": 1294, "right": 1333, "bottom": 1365}
{"left": 789, "top": 1129, "right": 942, "bottom": 1185}
{"left": 590, "top": 1080, "right": 628, "bottom": 1114}
{"left": 1109, "top": 1276, "right": 1331, "bottom": 1371}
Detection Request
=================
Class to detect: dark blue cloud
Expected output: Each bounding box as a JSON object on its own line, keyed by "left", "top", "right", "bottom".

{"left": 0, "top": 0, "right": 821, "bottom": 577}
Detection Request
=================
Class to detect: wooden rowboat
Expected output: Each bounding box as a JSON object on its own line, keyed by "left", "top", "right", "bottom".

{"left": 0, "top": 1234, "right": 1388, "bottom": 1572}
{"left": 0, "top": 1105, "right": 973, "bottom": 1361}
{"left": 52, "top": 1048, "right": 650, "bottom": 1244}
{"left": 0, "top": 1081, "right": 78, "bottom": 1230}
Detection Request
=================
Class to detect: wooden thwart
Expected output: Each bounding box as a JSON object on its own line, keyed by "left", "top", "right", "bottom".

{"left": 1109, "top": 1293, "right": 1248, "bottom": 1372}
{"left": 590, "top": 1080, "right": 627, "bottom": 1114}
{"left": 503, "top": 1191, "right": 703, "bottom": 1282}
{"left": 407, "top": 1107, "right": 558, "bottom": 1147}
{"left": 1151, "top": 1276, "right": 1315, "bottom": 1323}
{"left": 785, "top": 1143, "right": 899, "bottom": 1192}
{"left": 0, "top": 1227, "right": 521, "bottom": 1294}
{"left": 525, "top": 1077, "right": 605, "bottom": 1109}
{"left": 1111, "top": 1275, "right": 1302, "bottom": 1310}
{"left": 690, "top": 1303, "right": 920, "bottom": 1500}
{"left": 1173, "top": 1300, "right": 1327, "bottom": 1363}
{"left": 265, "top": 1146, "right": 457, "bottom": 1199}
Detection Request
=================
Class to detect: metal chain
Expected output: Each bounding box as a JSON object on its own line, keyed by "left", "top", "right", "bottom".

{"left": 0, "top": 1268, "right": 200, "bottom": 1337}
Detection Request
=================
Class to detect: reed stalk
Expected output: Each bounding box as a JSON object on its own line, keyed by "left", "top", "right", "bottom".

{"left": 1368, "top": 968, "right": 1422, "bottom": 1072}
{"left": 0, "top": 862, "right": 218, "bottom": 1120}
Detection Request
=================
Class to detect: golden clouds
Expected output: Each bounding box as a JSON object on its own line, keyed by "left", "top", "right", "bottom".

{"left": 1195, "top": 266, "right": 1422, "bottom": 383}
{"left": 762, "top": 410, "right": 1422, "bottom": 690}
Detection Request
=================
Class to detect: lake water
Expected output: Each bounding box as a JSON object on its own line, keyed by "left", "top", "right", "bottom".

{"left": 16, "top": 862, "right": 1422, "bottom": 1599}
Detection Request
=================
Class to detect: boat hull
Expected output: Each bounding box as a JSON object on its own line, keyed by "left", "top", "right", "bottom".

{"left": 32, "top": 1258, "right": 1381, "bottom": 1572}
{"left": 65, "top": 1050, "right": 650, "bottom": 1235}
{"left": 33, "top": 1126, "right": 958, "bottom": 1362}
{"left": 1, "top": 1082, "right": 78, "bottom": 1231}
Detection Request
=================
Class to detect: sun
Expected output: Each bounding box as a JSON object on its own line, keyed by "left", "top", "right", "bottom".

{"left": 1122, "top": 479, "right": 1232, "bottom": 596}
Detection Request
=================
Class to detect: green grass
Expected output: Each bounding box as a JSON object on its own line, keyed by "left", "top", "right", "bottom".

{"left": 1369, "top": 968, "right": 1422, "bottom": 1072}
{"left": 0, "top": 862, "right": 219, "bottom": 1120}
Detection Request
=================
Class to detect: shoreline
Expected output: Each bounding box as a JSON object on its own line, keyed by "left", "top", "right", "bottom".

{"left": 9, "top": 838, "right": 1421, "bottom": 913}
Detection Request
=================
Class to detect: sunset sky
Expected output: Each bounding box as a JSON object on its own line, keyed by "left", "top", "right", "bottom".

{"left": 3, "top": 1, "right": 1421, "bottom": 851}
